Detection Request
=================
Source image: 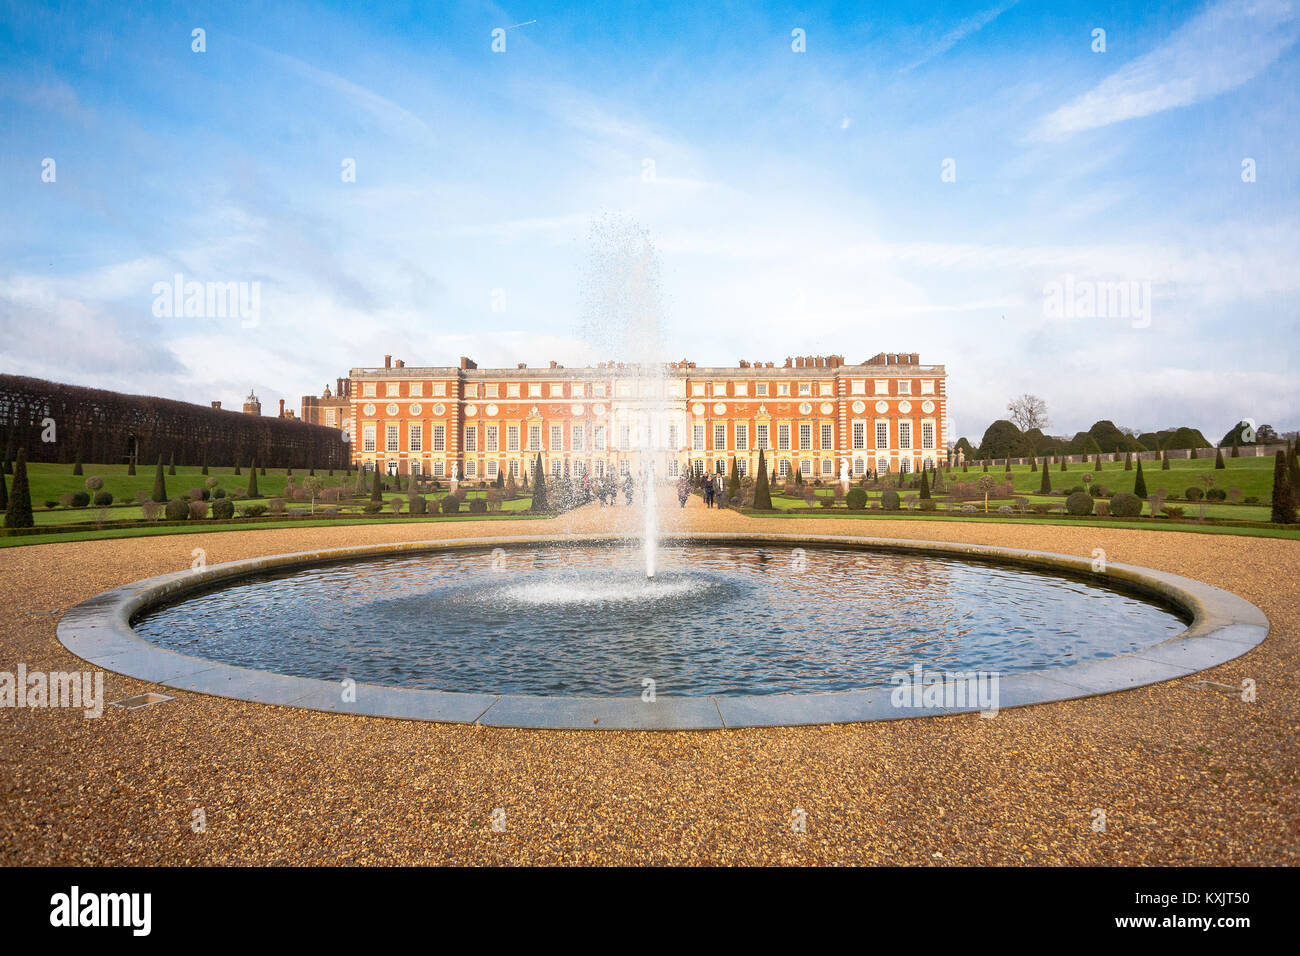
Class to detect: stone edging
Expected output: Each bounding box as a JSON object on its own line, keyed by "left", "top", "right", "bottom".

{"left": 55, "top": 533, "right": 1269, "bottom": 730}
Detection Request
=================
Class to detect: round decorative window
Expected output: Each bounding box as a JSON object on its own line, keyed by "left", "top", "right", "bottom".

{"left": 852, "top": 400, "right": 866, "bottom": 414}
{"left": 363, "top": 403, "right": 376, "bottom": 417}
{"left": 692, "top": 403, "right": 706, "bottom": 416}
{"left": 713, "top": 402, "right": 727, "bottom": 416}
{"left": 875, "top": 400, "right": 889, "bottom": 414}
{"left": 820, "top": 402, "right": 834, "bottom": 415}
{"left": 898, "top": 400, "right": 912, "bottom": 414}
{"left": 571, "top": 404, "right": 585, "bottom": 416}
{"left": 385, "top": 403, "right": 399, "bottom": 416}
{"left": 432, "top": 403, "right": 446, "bottom": 416}
{"left": 922, "top": 400, "right": 935, "bottom": 414}
{"left": 464, "top": 404, "right": 478, "bottom": 417}
{"left": 592, "top": 403, "right": 606, "bottom": 416}
{"left": 798, "top": 402, "right": 813, "bottom": 416}
{"left": 485, "top": 404, "right": 498, "bottom": 417}
{"left": 409, "top": 403, "right": 422, "bottom": 416}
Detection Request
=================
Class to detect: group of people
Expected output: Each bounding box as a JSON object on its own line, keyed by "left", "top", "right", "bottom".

{"left": 590, "top": 472, "right": 636, "bottom": 507}
{"left": 676, "top": 473, "right": 726, "bottom": 508}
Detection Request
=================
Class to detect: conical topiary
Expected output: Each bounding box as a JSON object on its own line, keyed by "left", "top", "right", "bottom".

{"left": 1162, "top": 451, "right": 1171, "bottom": 470}
{"left": 247, "top": 460, "right": 259, "bottom": 497}
{"left": 201, "top": 450, "right": 208, "bottom": 475}
{"left": 0, "top": 464, "right": 8, "bottom": 512}
{"left": 1039, "top": 458, "right": 1051, "bottom": 494}
{"left": 127, "top": 459, "right": 136, "bottom": 476}
{"left": 919, "top": 468, "right": 931, "bottom": 500}
{"left": 753, "top": 449, "right": 773, "bottom": 510}
{"left": 72, "top": 451, "right": 83, "bottom": 476}
{"left": 531, "top": 454, "right": 549, "bottom": 511}
{"left": 168, "top": 452, "right": 176, "bottom": 476}
{"left": 1231, "top": 437, "right": 1240, "bottom": 458}
{"left": 152, "top": 455, "right": 167, "bottom": 502}
{"left": 3, "top": 449, "right": 33, "bottom": 529}
{"left": 1271, "top": 450, "right": 1295, "bottom": 524}
{"left": 1215, "top": 447, "right": 1225, "bottom": 469}
{"left": 371, "top": 465, "right": 383, "bottom": 502}
{"left": 728, "top": 457, "right": 740, "bottom": 500}
{"left": 1030, "top": 457, "right": 1037, "bottom": 472}
{"left": 1124, "top": 451, "right": 1132, "bottom": 470}
{"left": 1133, "top": 457, "right": 1147, "bottom": 499}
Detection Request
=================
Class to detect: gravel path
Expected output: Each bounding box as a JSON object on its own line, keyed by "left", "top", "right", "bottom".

{"left": 2, "top": 497, "right": 1296, "bottom": 864}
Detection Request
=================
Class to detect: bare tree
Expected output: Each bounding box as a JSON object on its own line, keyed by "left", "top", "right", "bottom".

{"left": 1007, "top": 394, "right": 1049, "bottom": 432}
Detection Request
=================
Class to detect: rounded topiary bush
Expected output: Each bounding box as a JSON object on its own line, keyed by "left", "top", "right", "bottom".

{"left": 92, "top": 491, "right": 113, "bottom": 506}
{"left": 845, "top": 488, "right": 867, "bottom": 509}
{"left": 212, "top": 498, "right": 235, "bottom": 519}
{"left": 469, "top": 498, "right": 487, "bottom": 514}
{"left": 996, "top": 505, "right": 1014, "bottom": 515}
{"left": 1066, "top": 491, "right": 1094, "bottom": 516}
{"left": 408, "top": 495, "right": 428, "bottom": 516}
{"left": 213, "top": 487, "right": 226, "bottom": 499}
{"left": 440, "top": 496, "right": 460, "bottom": 514}
{"left": 880, "top": 490, "right": 900, "bottom": 511}
{"left": 164, "top": 498, "right": 189, "bottom": 521}
{"left": 1185, "top": 486, "right": 1203, "bottom": 501}
{"left": 71, "top": 491, "right": 90, "bottom": 508}
{"left": 188, "top": 500, "right": 209, "bottom": 520}
{"left": 1110, "top": 492, "right": 1142, "bottom": 518}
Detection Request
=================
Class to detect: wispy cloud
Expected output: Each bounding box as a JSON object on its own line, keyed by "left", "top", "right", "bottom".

{"left": 1035, "top": 0, "right": 1300, "bottom": 139}
{"left": 903, "top": 0, "right": 1021, "bottom": 71}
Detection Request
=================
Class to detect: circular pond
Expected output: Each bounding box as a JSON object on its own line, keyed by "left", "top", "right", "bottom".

{"left": 131, "top": 543, "right": 1189, "bottom": 697}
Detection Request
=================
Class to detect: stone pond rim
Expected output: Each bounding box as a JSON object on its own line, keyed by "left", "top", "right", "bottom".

{"left": 55, "top": 532, "right": 1270, "bottom": 730}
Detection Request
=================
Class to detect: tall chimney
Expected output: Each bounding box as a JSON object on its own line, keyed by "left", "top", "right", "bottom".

{"left": 279, "top": 398, "right": 285, "bottom": 417}
{"left": 384, "top": 354, "right": 392, "bottom": 368}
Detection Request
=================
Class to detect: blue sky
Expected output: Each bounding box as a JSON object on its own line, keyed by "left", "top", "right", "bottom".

{"left": 2, "top": 0, "right": 1297, "bottom": 441}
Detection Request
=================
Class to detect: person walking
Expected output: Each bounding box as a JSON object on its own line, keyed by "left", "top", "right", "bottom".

{"left": 676, "top": 474, "right": 689, "bottom": 508}
{"left": 703, "top": 474, "right": 715, "bottom": 508}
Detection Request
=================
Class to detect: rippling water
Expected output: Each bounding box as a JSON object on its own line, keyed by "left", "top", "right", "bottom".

{"left": 132, "top": 545, "right": 1187, "bottom": 696}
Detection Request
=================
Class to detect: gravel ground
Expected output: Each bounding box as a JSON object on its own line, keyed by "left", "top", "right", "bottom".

{"left": 1, "top": 496, "right": 1296, "bottom": 865}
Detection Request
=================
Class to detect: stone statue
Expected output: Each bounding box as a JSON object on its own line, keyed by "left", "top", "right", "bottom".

{"left": 840, "top": 457, "right": 851, "bottom": 493}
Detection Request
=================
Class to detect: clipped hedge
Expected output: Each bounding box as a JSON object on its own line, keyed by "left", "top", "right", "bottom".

{"left": 1110, "top": 492, "right": 1142, "bottom": 518}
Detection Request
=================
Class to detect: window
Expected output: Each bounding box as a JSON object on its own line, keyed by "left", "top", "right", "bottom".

{"left": 876, "top": 421, "right": 889, "bottom": 448}
{"left": 819, "top": 382, "right": 833, "bottom": 397}
{"left": 465, "top": 426, "right": 477, "bottom": 452}
{"left": 386, "top": 425, "right": 399, "bottom": 453}
{"left": 409, "top": 425, "right": 423, "bottom": 452}
{"left": 920, "top": 380, "right": 936, "bottom": 395}
{"left": 430, "top": 460, "right": 441, "bottom": 477}
{"left": 668, "top": 424, "right": 679, "bottom": 448}
{"left": 362, "top": 424, "right": 376, "bottom": 453}
{"left": 693, "top": 425, "right": 705, "bottom": 450}
{"left": 485, "top": 425, "right": 499, "bottom": 452}
{"left": 756, "top": 383, "right": 769, "bottom": 397}
{"left": 667, "top": 459, "right": 678, "bottom": 477}
{"left": 734, "top": 382, "right": 748, "bottom": 397}
{"left": 621, "top": 460, "right": 631, "bottom": 476}
{"left": 594, "top": 460, "right": 605, "bottom": 478}
{"left": 363, "top": 382, "right": 376, "bottom": 397}
{"left": 821, "top": 458, "right": 833, "bottom": 475}
{"left": 620, "top": 425, "right": 631, "bottom": 450}
{"left": 735, "top": 424, "right": 748, "bottom": 451}
{"left": 821, "top": 423, "right": 832, "bottom": 449}
{"left": 875, "top": 380, "right": 889, "bottom": 395}
{"left": 756, "top": 424, "right": 769, "bottom": 450}
{"left": 485, "top": 384, "right": 499, "bottom": 398}
{"left": 855, "top": 457, "right": 865, "bottom": 475}
{"left": 571, "top": 425, "right": 584, "bottom": 451}
{"left": 592, "top": 383, "right": 606, "bottom": 397}
{"left": 465, "top": 460, "right": 477, "bottom": 478}
{"left": 800, "top": 459, "right": 812, "bottom": 476}
{"left": 386, "top": 383, "right": 400, "bottom": 397}
{"left": 692, "top": 460, "right": 704, "bottom": 476}
{"left": 529, "top": 383, "right": 542, "bottom": 398}
{"left": 922, "top": 421, "right": 935, "bottom": 450}
{"left": 877, "top": 457, "right": 888, "bottom": 474}
{"left": 506, "top": 384, "right": 520, "bottom": 398}
{"left": 737, "top": 458, "right": 748, "bottom": 476}
{"left": 507, "top": 425, "right": 520, "bottom": 452}
{"left": 851, "top": 380, "right": 866, "bottom": 395}
{"left": 778, "top": 459, "right": 790, "bottom": 477}
{"left": 433, "top": 425, "right": 445, "bottom": 452}
{"left": 799, "top": 424, "right": 812, "bottom": 451}
{"left": 900, "top": 458, "right": 911, "bottom": 474}
{"left": 551, "top": 460, "right": 562, "bottom": 478}
{"left": 715, "top": 458, "right": 726, "bottom": 474}
{"left": 409, "top": 382, "right": 423, "bottom": 397}
{"left": 898, "top": 380, "right": 912, "bottom": 395}
{"left": 798, "top": 382, "right": 811, "bottom": 396}
{"left": 899, "top": 421, "right": 912, "bottom": 449}
{"left": 487, "top": 460, "right": 498, "bottom": 478}
{"left": 714, "top": 424, "right": 726, "bottom": 450}
{"left": 852, "top": 422, "right": 865, "bottom": 449}
{"left": 691, "top": 383, "right": 706, "bottom": 396}
{"left": 778, "top": 383, "right": 791, "bottom": 396}
{"left": 550, "top": 424, "right": 562, "bottom": 451}
{"left": 593, "top": 425, "right": 606, "bottom": 451}
{"left": 550, "top": 384, "right": 564, "bottom": 398}
{"left": 508, "top": 460, "right": 519, "bottom": 478}
{"left": 466, "top": 384, "right": 479, "bottom": 398}
{"left": 778, "top": 424, "right": 791, "bottom": 450}
{"left": 324, "top": 408, "right": 335, "bottom": 426}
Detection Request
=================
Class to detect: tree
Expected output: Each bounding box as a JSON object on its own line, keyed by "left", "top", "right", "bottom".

{"left": 1231, "top": 437, "right": 1240, "bottom": 458}
{"left": 531, "top": 454, "right": 548, "bottom": 511}
{"left": 1133, "top": 457, "right": 1147, "bottom": 498}
{"left": 3, "top": 449, "right": 33, "bottom": 528}
{"left": 0, "top": 465, "right": 6, "bottom": 512}
{"left": 168, "top": 451, "right": 176, "bottom": 476}
{"left": 1039, "top": 459, "right": 1051, "bottom": 494}
{"left": 201, "top": 450, "right": 209, "bottom": 475}
{"left": 72, "top": 451, "right": 83, "bottom": 476}
{"left": 979, "top": 419, "right": 1034, "bottom": 459}
{"left": 247, "top": 459, "right": 259, "bottom": 497}
{"left": 1215, "top": 447, "right": 1225, "bottom": 469}
{"left": 302, "top": 476, "right": 324, "bottom": 515}
{"left": 371, "top": 465, "right": 383, "bottom": 503}
{"left": 919, "top": 468, "right": 931, "bottom": 500}
{"left": 1124, "top": 451, "right": 1132, "bottom": 470}
{"left": 1271, "top": 450, "right": 1295, "bottom": 524}
{"left": 1006, "top": 394, "right": 1049, "bottom": 433}
{"left": 753, "top": 450, "right": 773, "bottom": 510}
{"left": 727, "top": 458, "right": 741, "bottom": 499}
{"left": 977, "top": 473, "right": 998, "bottom": 513}
{"left": 152, "top": 456, "right": 167, "bottom": 502}
{"left": 1162, "top": 451, "right": 1171, "bottom": 470}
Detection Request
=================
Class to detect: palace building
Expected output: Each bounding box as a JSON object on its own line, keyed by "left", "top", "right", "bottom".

{"left": 347, "top": 352, "right": 948, "bottom": 481}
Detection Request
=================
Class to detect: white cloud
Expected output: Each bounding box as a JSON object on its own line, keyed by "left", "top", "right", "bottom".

{"left": 1036, "top": 0, "right": 1300, "bottom": 139}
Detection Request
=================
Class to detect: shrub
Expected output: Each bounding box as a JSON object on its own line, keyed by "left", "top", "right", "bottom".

{"left": 214, "top": 488, "right": 226, "bottom": 499}
{"left": 85, "top": 476, "right": 103, "bottom": 492}
{"left": 1094, "top": 500, "right": 1110, "bottom": 517}
{"left": 441, "top": 496, "right": 461, "bottom": 514}
{"left": 1013, "top": 496, "right": 1029, "bottom": 513}
{"left": 1244, "top": 496, "right": 1259, "bottom": 505}
{"left": 141, "top": 501, "right": 164, "bottom": 520}
{"left": 880, "top": 490, "right": 900, "bottom": 511}
{"left": 469, "top": 498, "right": 487, "bottom": 514}
{"left": 58, "top": 492, "right": 75, "bottom": 508}
{"left": 164, "top": 498, "right": 189, "bottom": 521}
{"left": 362, "top": 502, "right": 383, "bottom": 514}
{"left": 239, "top": 503, "right": 268, "bottom": 518}
{"left": 43, "top": 499, "right": 57, "bottom": 509}
{"left": 1185, "top": 486, "right": 1203, "bottom": 501}
{"left": 845, "top": 488, "right": 867, "bottom": 509}
{"left": 93, "top": 491, "right": 113, "bottom": 506}
{"left": 819, "top": 497, "right": 834, "bottom": 508}
{"left": 71, "top": 491, "right": 90, "bottom": 508}
{"left": 1068, "top": 485, "right": 1086, "bottom": 496}
{"left": 1066, "top": 491, "right": 1094, "bottom": 516}
{"left": 919, "top": 499, "right": 937, "bottom": 511}
{"left": 1110, "top": 492, "right": 1142, "bottom": 518}
{"left": 408, "top": 495, "right": 428, "bottom": 516}
{"left": 212, "top": 498, "right": 235, "bottom": 519}
{"left": 188, "top": 487, "right": 206, "bottom": 501}
{"left": 1162, "top": 505, "right": 1185, "bottom": 519}
{"left": 267, "top": 497, "right": 286, "bottom": 516}
{"left": 188, "top": 500, "right": 209, "bottom": 520}
{"left": 1029, "top": 503, "right": 1055, "bottom": 515}
{"left": 961, "top": 504, "right": 978, "bottom": 514}
{"left": 1089, "top": 484, "right": 1110, "bottom": 498}
{"left": 996, "top": 505, "right": 1014, "bottom": 515}
{"left": 1207, "top": 488, "right": 1227, "bottom": 501}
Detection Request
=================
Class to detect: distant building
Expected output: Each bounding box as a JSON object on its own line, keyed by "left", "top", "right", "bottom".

{"left": 301, "top": 379, "right": 352, "bottom": 434}
{"left": 242, "top": 389, "right": 262, "bottom": 416}
{"left": 345, "top": 352, "right": 949, "bottom": 480}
